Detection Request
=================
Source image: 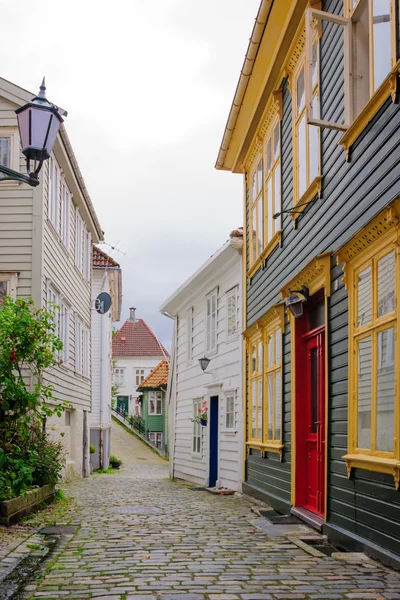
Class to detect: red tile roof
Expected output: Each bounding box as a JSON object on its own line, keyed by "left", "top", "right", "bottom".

{"left": 138, "top": 360, "right": 169, "bottom": 389}
{"left": 93, "top": 246, "right": 120, "bottom": 268}
{"left": 112, "top": 318, "right": 169, "bottom": 358}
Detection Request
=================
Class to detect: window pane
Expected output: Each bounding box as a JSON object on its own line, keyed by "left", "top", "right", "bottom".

{"left": 251, "top": 344, "right": 257, "bottom": 373}
{"left": 267, "top": 334, "right": 274, "bottom": 367}
{"left": 0, "top": 137, "right": 11, "bottom": 167}
{"left": 252, "top": 206, "right": 257, "bottom": 260}
{"left": 257, "top": 159, "right": 263, "bottom": 192}
{"left": 258, "top": 340, "right": 263, "bottom": 372}
{"left": 0, "top": 281, "right": 8, "bottom": 301}
{"left": 309, "top": 122, "right": 319, "bottom": 183}
{"left": 252, "top": 381, "right": 257, "bottom": 438}
{"left": 275, "top": 329, "right": 282, "bottom": 364}
{"left": 257, "top": 379, "right": 263, "bottom": 439}
{"left": 252, "top": 171, "right": 257, "bottom": 200}
{"left": 312, "top": 43, "right": 318, "bottom": 89}
{"left": 257, "top": 197, "right": 263, "bottom": 251}
{"left": 275, "top": 371, "right": 281, "bottom": 441}
{"left": 357, "top": 266, "right": 372, "bottom": 327}
{"left": 298, "top": 115, "right": 307, "bottom": 198}
{"left": 377, "top": 328, "right": 395, "bottom": 452}
{"left": 274, "top": 123, "right": 280, "bottom": 160}
{"left": 357, "top": 336, "right": 372, "bottom": 449}
{"left": 274, "top": 162, "right": 281, "bottom": 230}
{"left": 372, "top": 0, "right": 391, "bottom": 91}
{"left": 267, "top": 374, "right": 273, "bottom": 440}
{"left": 297, "top": 67, "right": 305, "bottom": 114}
{"left": 267, "top": 177, "right": 273, "bottom": 242}
{"left": 267, "top": 140, "right": 272, "bottom": 173}
{"left": 378, "top": 251, "right": 395, "bottom": 317}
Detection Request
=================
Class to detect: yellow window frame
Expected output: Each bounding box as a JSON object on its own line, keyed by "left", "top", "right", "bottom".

{"left": 263, "top": 322, "right": 283, "bottom": 448}
{"left": 248, "top": 333, "right": 263, "bottom": 443}
{"left": 292, "top": 32, "right": 321, "bottom": 212}
{"left": 264, "top": 115, "right": 282, "bottom": 244}
{"left": 341, "top": 224, "right": 400, "bottom": 487}
{"left": 249, "top": 157, "right": 263, "bottom": 268}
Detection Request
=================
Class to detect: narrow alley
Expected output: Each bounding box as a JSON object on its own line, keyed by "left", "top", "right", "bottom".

{"left": 25, "top": 422, "right": 400, "bottom": 600}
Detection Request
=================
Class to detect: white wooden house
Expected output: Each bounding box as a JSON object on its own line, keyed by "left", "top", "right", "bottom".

{"left": 112, "top": 307, "right": 169, "bottom": 415}
{"left": 0, "top": 77, "right": 103, "bottom": 478}
{"left": 90, "top": 247, "right": 122, "bottom": 470}
{"left": 160, "top": 229, "right": 243, "bottom": 491}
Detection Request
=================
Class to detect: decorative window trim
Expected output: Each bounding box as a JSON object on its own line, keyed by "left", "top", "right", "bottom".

{"left": 192, "top": 398, "right": 203, "bottom": 456}
{"left": 244, "top": 89, "right": 283, "bottom": 174}
{"left": 75, "top": 209, "right": 84, "bottom": 273}
{"left": 291, "top": 176, "right": 323, "bottom": 222}
{"left": 136, "top": 369, "right": 145, "bottom": 386}
{"left": 114, "top": 367, "right": 125, "bottom": 385}
{"left": 59, "top": 299, "right": 70, "bottom": 366}
{"left": 0, "top": 272, "right": 18, "bottom": 300}
{"left": 48, "top": 156, "right": 61, "bottom": 232}
{"left": 226, "top": 288, "right": 238, "bottom": 340}
{"left": 0, "top": 127, "right": 20, "bottom": 186}
{"left": 222, "top": 389, "right": 237, "bottom": 432}
{"left": 337, "top": 204, "right": 400, "bottom": 487}
{"left": 247, "top": 230, "right": 282, "bottom": 280}
{"left": 61, "top": 180, "right": 71, "bottom": 250}
{"left": 205, "top": 289, "right": 218, "bottom": 354}
{"left": 75, "top": 317, "right": 83, "bottom": 375}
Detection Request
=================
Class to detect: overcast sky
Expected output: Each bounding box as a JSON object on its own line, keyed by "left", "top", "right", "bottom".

{"left": 1, "top": 0, "right": 260, "bottom": 349}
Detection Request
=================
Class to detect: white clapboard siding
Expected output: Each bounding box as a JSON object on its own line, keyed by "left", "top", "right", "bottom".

{"left": 165, "top": 241, "right": 243, "bottom": 491}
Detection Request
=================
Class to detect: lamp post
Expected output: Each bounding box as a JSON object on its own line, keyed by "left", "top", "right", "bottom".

{"left": 0, "top": 78, "right": 64, "bottom": 187}
{"left": 285, "top": 286, "right": 310, "bottom": 318}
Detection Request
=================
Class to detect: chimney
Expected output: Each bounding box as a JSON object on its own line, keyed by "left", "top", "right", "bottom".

{"left": 129, "top": 306, "right": 136, "bottom": 322}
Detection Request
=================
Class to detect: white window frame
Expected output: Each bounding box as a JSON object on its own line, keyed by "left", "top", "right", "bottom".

{"left": 82, "top": 325, "right": 90, "bottom": 377}
{"left": 226, "top": 288, "right": 238, "bottom": 339}
{"left": 75, "top": 318, "right": 83, "bottom": 374}
{"left": 61, "top": 181, "right": 71, "bottom": 250}
{"left": 224, "top": 391, "right": 237, "bottom": 432}
{"left": 114, "top": 368, "right": 125, "bottom": 385}
{"left": 192, "top": 399, "right": 203, "bottom": 455}
{"left": 205, "top": 290, "right": 218, "bottom": 353}
{"left": 0, "top": 272, "right": 18, "bottom": 300}
{"left": 59, "top": 299, "right": 70, "bottom": 365}
{"left": 148, "top": 391, "right": 162, "bottom": 415}
{"left": 75, "top": 209, "right": 84, "bottom": 273}
{"left": 0, "top": 128, "right": 19, "bottom": 175}
{"left": 149, "top": 432, "right": 163, "bottom": 448}
{"left": 187, "top": 307, "right": 193, "bottom": 363}
{"left": 48, "top": 156, "right": 61, "bottom": 230}
{"left": 47, "top": 283, "right": 59, "bottom": 338}
{"left": 84, "top": 229, "right": 91, "bottom": 281}
{"left": 136, "top": 369, "right": 145, "bottom": 386}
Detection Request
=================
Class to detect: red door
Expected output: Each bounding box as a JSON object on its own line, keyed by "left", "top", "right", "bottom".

{"left": 303, "top": 330, "right": 325, "bottom": 516}
{"left": 295, "top": 294, "right": 326, "bottom": 518}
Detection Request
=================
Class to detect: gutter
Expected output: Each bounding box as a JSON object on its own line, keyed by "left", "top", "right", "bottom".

{"left": 59, "top": 125, "right": 103, "bottom": 241}
{"left": 215, "top": 0, "right": 272, "bottom": 171}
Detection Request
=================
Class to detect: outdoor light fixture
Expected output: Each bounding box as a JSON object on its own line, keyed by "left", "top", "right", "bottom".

{"left": 0, "top": 78, "right": 64, "bottom": 187}
{"left": 285, "top": 286, "right": 310, "bottom": 319}
{"left": 199, "top": 356, "right": 211, "bottom": 372}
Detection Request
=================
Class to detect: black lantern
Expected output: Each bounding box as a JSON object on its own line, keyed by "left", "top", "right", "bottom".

{"left": 0, "top": 78, "right": 64, "bottom": 187}
{"left": 199, "top": 356, "right": 211, "bottom": 372}
{"left": 285, "top": 286, "right": 309, "bottom": 319}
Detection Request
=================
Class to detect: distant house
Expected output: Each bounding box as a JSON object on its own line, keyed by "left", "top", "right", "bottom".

{"left": 0, "top": 77, "right": 103, "bottom": 479}
{"left": 90, "top": 247, "right": 122, "bottom": 470}
{"left": 137, "top": 360, "right": 169, "bottom": 455}
{"left": 160, "top": 229, "right": 243, "bottom": 491}
{"left": 112, "top": 308, "right": 169, "bottom": 416}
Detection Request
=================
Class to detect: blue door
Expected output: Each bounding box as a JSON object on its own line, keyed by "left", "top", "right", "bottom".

{"left": 209, "top": 396, "right": 219, "bottom": 488}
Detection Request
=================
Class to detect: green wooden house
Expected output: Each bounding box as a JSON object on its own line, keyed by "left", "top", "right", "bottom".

{"left": 137, "top": 360, "right": 169, "bottom": 455}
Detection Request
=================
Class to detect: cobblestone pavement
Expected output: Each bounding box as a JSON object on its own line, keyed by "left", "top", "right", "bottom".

{"left": 29, "top": 422, "right": 400, "bottom": 600}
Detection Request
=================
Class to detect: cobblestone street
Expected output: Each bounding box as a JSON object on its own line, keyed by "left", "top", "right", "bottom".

{"left": 27, "top": 422, "right": 400, "bottom": 600}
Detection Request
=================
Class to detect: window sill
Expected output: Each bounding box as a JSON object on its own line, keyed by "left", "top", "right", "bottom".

{"left": 247, "top": 230, "right": 282, "bottom": 280}
{"left": 339, "top": 60, "right": 400, "bottom": 160}
{"left": 343, "top": 453, "right": 400, "bottom": 489}
{"left": 0, "top": 180, "right": 20, "bottom": 187}
{"left": 292, "top": 176, "right": 323, "bottom": 222}
{"left": 247, "top": 441, "right": 284, "bottom": 460}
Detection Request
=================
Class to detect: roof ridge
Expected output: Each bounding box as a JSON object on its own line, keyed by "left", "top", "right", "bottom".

{"left": 139, "top": 319, "right": 169, "bottom": 357}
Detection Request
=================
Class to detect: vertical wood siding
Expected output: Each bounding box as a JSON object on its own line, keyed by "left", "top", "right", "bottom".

{"left": 244, "top": 0, "right": 400, "bottom": 555}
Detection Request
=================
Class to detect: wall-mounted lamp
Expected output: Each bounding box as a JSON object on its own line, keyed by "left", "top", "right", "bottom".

{"left": 285, "top": 285, "right": 309, "bottom": 318}
{"left": 199, "top": 356, "right": 211, "bottom": 372}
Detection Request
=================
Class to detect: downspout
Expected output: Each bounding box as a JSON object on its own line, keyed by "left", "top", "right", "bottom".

{"left": 215, "top": 0, "right": 272, "bottom": 170}
{"left": 98, "top": 269, "right": 108, "bottom": 469}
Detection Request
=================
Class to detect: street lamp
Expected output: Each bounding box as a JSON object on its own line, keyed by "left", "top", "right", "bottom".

{"left": 285, "top": 286, "right": 309, "bottom": 318}
{"left": 0, "top": 78, "right": 64, "bottom": 187}
{"left": 199, "top": 356, "right": 211, "bottom": 372}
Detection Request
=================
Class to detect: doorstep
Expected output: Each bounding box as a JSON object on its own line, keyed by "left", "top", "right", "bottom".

{"left": 291, "top": 506, "right": 324, "bottom": 532}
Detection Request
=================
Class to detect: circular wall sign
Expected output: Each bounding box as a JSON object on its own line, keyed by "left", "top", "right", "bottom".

{"left": 95, "top": 292, "right": 112, "bottom": 314}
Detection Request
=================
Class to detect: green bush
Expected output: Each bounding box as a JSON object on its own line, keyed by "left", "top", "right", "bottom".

{"left": 109, "top": 455, "right": 122, "bottom": 469}
{"left": 0, "top": 297, "right": 68, "bottom": 501}
{"left": 90, "top": 444, "right": 96, "bottom": 454}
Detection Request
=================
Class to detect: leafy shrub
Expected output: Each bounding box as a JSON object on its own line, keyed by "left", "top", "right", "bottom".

{"left": 109, "top": 455, "right": 122, "bottom": 469}
{"left": 128, "top": 414, "right": 145, "bottom": 431}
{"left": 90, "top": 444, "right": 96, "bottom": 454}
